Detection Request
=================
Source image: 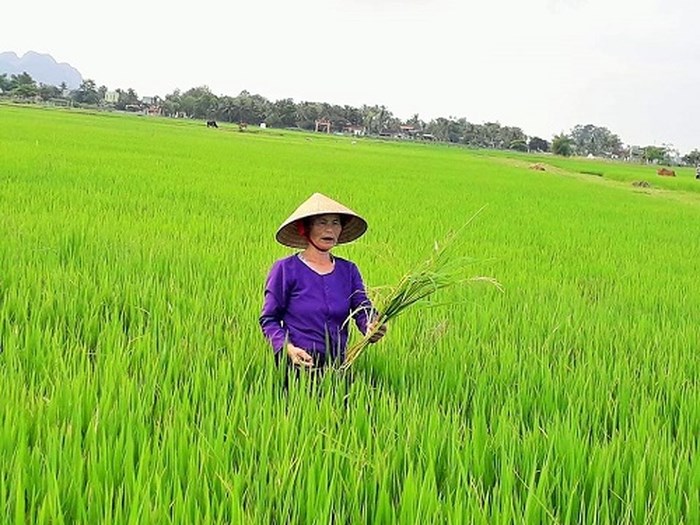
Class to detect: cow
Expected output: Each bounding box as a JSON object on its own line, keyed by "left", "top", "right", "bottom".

{"left": 206, "top": 120, "right": 218, "bottom": 128}
{"left": 657, "top": 168, "right": 676, "bottom": 177}
{"left": 696, "top": 166, "right": 700, "bottom": 179}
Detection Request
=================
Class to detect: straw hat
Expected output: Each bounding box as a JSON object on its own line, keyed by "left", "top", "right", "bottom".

{"left": 276, "top": 192, "right": 368, "bottom": 249}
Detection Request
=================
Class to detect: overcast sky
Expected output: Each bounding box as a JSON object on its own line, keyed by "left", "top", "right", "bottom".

{"left": 4, "top": 0, "right": 699, "bottom": 152}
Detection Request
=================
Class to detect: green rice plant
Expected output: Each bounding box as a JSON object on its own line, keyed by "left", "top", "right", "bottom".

{"left": 341, "top": 211, "right": 502, "bottom": 370}
{"left": 2, "top": 105, "right": 700, "bottom": 523}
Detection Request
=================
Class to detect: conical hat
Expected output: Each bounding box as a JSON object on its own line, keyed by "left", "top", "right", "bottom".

{"left": 276, "top": 193, "right": 368, "bottom": 249}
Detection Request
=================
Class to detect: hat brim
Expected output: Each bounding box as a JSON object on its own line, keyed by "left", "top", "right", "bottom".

{"left": 276, "top": 213, "right": 367, "bottom": 249}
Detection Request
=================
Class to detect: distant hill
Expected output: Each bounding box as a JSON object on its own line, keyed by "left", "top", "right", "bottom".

{"left": 0, "top": 51, "right": 83, "bottom": 89}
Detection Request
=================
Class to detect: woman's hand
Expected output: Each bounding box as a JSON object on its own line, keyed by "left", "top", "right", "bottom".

{"left": 367, "top": 319, "right": 387, "bottom": 343}
{"left": 286, "top": 343, "right": 314, "bottom": 368}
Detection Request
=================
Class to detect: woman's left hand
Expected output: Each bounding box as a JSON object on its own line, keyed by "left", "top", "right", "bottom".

{"left": 367, "top": 320, "right": 387, "bottom": 343}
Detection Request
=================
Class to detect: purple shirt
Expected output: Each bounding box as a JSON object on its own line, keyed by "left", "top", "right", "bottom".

{"left": 259, "top": 254, "right": 373, "bottom": 358}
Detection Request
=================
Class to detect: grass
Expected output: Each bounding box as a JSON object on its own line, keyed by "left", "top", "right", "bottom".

{"left": 1, "top": 103, "right": 699, "bottom": 523}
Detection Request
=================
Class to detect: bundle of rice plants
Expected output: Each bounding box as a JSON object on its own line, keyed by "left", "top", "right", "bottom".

{"left": 340, "top": 210, "right": 502, "bottom": 370}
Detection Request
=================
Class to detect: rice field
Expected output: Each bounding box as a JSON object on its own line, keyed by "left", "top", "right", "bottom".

{"left": 1, "top": 104, "right": 699, "bottom": 524}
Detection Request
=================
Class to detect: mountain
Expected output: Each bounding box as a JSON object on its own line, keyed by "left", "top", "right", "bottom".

{"left": 0, "top": 51, "right": 83, "bottom": 89}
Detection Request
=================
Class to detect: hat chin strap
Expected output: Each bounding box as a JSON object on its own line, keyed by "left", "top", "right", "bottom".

{"left": 297, "top": 221, "right": 336, "bottom": 253}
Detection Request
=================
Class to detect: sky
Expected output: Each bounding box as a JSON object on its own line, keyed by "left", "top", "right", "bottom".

{"left": 3, "top": 0, "right": 700, "bottom": 153}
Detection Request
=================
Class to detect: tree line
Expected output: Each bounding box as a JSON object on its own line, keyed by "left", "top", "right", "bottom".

{"left": 2, "top": 71, "right": 699, "bottom": 164}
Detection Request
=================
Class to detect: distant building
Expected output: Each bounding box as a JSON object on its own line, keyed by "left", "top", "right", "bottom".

{"left": 137, "top": 96, "right": 162, "bottom": 116}
{"left": 104, "top": 91, "right": 119, "bottom": 104}
{"left": 398, "top": 125, "right": 420, "bottom": 139}
{"left": 315, "top": 119, "right": 331, "bottom": 133}
{"left": 343, "top": 125, "right": 365, "bottom": 136}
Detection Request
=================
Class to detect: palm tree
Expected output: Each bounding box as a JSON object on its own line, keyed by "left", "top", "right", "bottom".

{"left": 552, "top": 134, "right": 573, "bottom": 156}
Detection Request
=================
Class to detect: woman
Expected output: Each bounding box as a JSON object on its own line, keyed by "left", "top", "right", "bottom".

{"left": 260, "top": 192, "right": 386, "bottom": 370}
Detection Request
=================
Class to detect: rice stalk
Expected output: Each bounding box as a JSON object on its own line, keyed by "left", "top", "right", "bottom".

{"left": 341, "top": 211, "right": 502, "bottom": 370}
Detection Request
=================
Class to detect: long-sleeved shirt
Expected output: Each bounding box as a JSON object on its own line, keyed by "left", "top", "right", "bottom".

{"left": 259, "top": 254, "right": 373, "bottom": 359}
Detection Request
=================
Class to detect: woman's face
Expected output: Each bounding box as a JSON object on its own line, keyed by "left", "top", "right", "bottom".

{"left": 308, "top": 214, "right": 343, "bottom": 251}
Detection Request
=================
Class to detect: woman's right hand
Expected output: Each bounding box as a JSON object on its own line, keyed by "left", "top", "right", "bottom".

{"left": 286, "top": 343, "right": 314, "bottom": 368}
